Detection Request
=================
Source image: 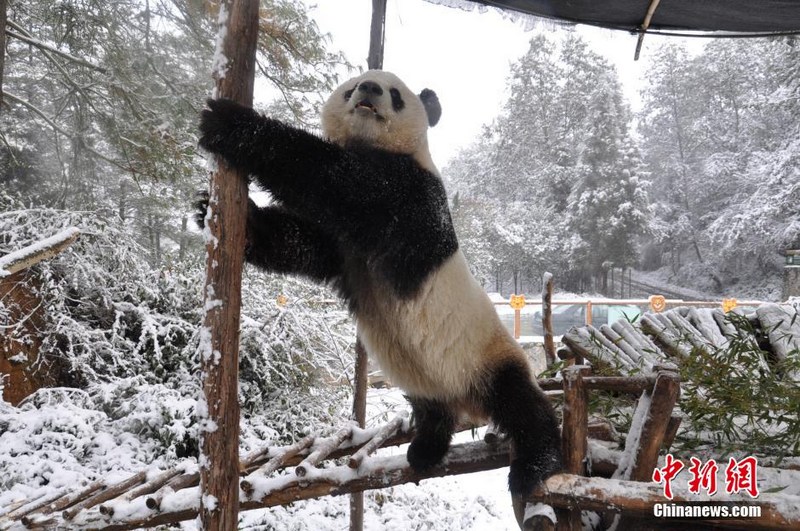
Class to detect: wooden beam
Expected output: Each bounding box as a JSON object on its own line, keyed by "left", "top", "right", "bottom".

{"left": 634, "top": 0, "right": 663, "bottom": 61}
{"left": 75, "top": 440, "right": 513, "bottom": 531}
{"left": 198, "top": 0, "right": 259, "bottom": 529}
{"left": 627, "top": 370, "right": 681, "bottom": 481}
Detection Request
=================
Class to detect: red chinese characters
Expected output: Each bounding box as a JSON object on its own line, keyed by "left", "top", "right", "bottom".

{"left": 725, "top": 456, "right": 759, "bottom": 498}
{"left": 652, "top": 453, "right": 685, "bottom": 500}
{"left": 687, "top": 457, "right": 718, "bottom": 495}
{"left": 653, "top": 455, "right": 760, "bottom": 499}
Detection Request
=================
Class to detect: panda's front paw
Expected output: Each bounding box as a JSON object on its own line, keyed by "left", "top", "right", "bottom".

{"left": 198, "top": 98, "right": 259, "bottom": 156}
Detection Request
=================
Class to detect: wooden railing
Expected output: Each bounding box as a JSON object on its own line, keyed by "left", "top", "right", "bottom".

{"left": 494, "top": 296, "right": 769, "bottom": 339}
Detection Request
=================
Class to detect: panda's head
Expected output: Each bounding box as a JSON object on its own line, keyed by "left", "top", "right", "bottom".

{"left": 322, "top": 70, "right": 441, "bottom": 172}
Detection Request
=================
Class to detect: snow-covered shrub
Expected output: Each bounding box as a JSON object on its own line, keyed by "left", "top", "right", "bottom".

{"left": 0, "top": 194, "right": 357, "bottom": 491}
{"left": 0, "top": 197, "right": 201, "bottom": 386}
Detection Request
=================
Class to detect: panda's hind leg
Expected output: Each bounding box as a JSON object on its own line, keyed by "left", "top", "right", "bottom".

{"left": 484, "top": 358, "right": 563, "bottom": 496}
{"left": 406, "top": 396, "right": 456, "bottom": 472}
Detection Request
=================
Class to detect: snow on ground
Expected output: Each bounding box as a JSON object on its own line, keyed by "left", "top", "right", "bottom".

{"left": 633, "top": 266, "right": 782, "bottom": 302}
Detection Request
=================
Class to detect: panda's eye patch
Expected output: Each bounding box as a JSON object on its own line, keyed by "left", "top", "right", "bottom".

{"left": 343, "top": 85, "right": 357, "bottom": 101}
{"left": 390, "top": 88, "right": 405, "bottom": 112}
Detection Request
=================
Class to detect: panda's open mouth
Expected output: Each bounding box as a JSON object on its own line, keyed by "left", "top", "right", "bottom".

{"left": 354, "top": 100, "right": 384, "bottom": 120}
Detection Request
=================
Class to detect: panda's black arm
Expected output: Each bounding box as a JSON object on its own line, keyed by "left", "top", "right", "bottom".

{"left": 245, "top": 205, "right": 343, "bottom": 282}
{"left": 198, "top": 98, "right": 418, "bottom": 209}
{"left": 195, "top": 193, "right": 343, "bottom": 282}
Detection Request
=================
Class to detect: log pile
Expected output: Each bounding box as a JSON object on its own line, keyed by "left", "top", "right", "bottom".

{"left": 559, "top": 304, "right": 800, "bottom": 377}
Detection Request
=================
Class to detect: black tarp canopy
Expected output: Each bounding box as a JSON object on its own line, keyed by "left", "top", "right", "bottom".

{"left": 430, "top": 0, "right": 800, "bottom": 34}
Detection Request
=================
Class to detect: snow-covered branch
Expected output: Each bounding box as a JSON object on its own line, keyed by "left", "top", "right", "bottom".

{"left": 0, "top": 227, "right": 80, "bottom": 277}
{"left": 5, "top": 20, "right": 107, "bottom": 74}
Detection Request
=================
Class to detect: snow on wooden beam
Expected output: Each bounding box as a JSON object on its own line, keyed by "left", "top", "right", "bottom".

{"left": 0, "top": 227, "right": 80, "bottom": 277}
{"left": 530, "top": 473, "right": 800, "bottom": 530}
{"left": 70, "top": 440, "right": 512, "bottom": 530}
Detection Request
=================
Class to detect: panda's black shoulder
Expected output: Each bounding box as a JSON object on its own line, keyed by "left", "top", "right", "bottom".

{"left": 341, "top": 142, "right": 459, "bottom": 299}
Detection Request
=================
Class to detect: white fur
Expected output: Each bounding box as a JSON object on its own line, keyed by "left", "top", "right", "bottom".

{"left": 356, "top": 251, "right": 516, "bottom": 401}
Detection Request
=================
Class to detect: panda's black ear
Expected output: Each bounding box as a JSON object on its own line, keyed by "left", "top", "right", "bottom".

{"left": 419, "top": 89, "right": 441, "bottom": 127}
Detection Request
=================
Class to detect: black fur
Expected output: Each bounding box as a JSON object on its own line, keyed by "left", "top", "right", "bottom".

{"left": 419, "top": 89, "right": 442, "bottom": 127}
{"left": 196, "top": 98, "right": 458, "bottom": 303}
{"left": 389, "top": 88, "right": 405, "bottom": 112}
{"left": 358, "top": 80, "right": 383, "bottom": 96}
{"left": 482, "top": 359, "right": 563, "bottom": 495}
{"left": 406, "top": 396, "right": 457, "bottom": 472}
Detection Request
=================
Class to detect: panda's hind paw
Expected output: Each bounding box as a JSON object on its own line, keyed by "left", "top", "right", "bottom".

{"left": 406, "top": 436, "right": 449, "bottom": 473}
{"left": 507, "top": 452, "right": 562, "bottom": 497}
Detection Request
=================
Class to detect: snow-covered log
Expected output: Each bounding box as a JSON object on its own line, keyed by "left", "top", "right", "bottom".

{"left": 0, "top": 227, "right": 80, "bottom": 277}
{"left": 756, "top": 303, "right": 800, "bottom": 363}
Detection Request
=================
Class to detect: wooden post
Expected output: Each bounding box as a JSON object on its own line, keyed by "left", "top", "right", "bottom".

{"left": 557, "top": 365, "right": 591, "bottom": 530}
{"left": 349, "top": 338, "right": 368, "bottom": 531}
{"left": 585, "top": 300, "right": 593, "bottom": 326}
{"left": 514, "top": 308, "right": 521, "bottom": 339}
{"left": 367, "top": 0, "right": 386, "bottom": 70}
{"left": 626, "top": 370, "right": 681, "bottom": 481}
{"left": 350, "top": 1, "right": 388, "bottom": 527}
{"left": 542, "top": 272, "right": 556, "bottom": 367}
{"left": 198, "top": 1, "right": 259, "bottom": 529}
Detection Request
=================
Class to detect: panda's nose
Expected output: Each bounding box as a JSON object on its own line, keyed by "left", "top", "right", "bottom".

{"left": 358, "top": 81, "right": 383, "bottom": 96}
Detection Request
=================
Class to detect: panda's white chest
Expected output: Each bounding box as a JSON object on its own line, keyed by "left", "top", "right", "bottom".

{"left": 355, "top": 252, "right": 496, "bottom": 399}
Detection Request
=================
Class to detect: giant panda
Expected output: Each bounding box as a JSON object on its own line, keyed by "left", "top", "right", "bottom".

{"left": 196, "top": 70, "right": 562, "bottom": 496}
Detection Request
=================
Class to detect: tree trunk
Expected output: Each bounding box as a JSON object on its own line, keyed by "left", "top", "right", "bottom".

{"left": 198, "top": 1, "right": 259, "bottom": 529}
{"left": 178, "top": 215, "right": 187, "bottom": 262}
{"left": 0, "top": 0, "right": 6, "bottom": 108}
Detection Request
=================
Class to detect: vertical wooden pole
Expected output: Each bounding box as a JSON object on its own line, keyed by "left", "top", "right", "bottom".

{"left": 514, "top": 308, "right": 521, "bottom": 339}
{"left": 349, "top": 338, "right": 368, "bottom": 531}
{"left": 557, "top": 365, "right": 590, "bottom": 530}
{"left": 199, "top": 1, "right": 259, "bottom": 529}
{"left": 367, "top": 0, "right": 386, "bottom": 70}
{"left": 350, "top": 2, "right": 387, "bottom": 528}
{"left": 542, "top": 272, "right": 556, "bottom": 367}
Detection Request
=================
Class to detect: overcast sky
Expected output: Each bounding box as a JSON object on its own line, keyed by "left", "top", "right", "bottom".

{"left": 303, "top": 0, "right": 692, "bottom": 167}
